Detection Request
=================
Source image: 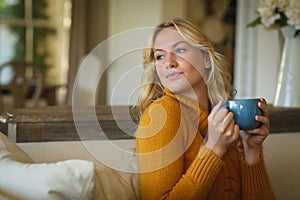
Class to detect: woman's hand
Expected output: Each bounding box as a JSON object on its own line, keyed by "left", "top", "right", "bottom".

{"left": 204, "top": 100, "right": 240, "bottom": 158}
{"left": 240, "top": 98, "right": 270, "bottom": 164}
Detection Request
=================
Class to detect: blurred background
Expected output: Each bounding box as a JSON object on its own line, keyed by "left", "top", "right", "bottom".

{"left": 0, "top": 0, "right": 280, "bottom": 112}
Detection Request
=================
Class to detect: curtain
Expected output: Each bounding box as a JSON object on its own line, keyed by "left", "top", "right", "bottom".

{"left": 66, "top": 0, "right": 108, "bottom": 105}
{"left": 66, "top": 0, "right": 87, "bottom": 105}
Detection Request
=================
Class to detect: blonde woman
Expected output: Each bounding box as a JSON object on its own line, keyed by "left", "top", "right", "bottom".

{"left": 135, "top": 18, "right": 275, "bottom": 199}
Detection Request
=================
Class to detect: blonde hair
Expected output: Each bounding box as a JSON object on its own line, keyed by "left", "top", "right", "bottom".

{"left": 135, "top": 17, "right": 233, "bottom": 115}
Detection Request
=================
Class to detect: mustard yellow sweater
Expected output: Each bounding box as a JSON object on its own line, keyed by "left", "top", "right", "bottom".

{"left": 136, "top": 90, "right": 276, "bottom": 200}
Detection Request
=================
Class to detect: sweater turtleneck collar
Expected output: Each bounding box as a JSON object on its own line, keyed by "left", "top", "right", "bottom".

{"left": 163, "top": 89, "right": 209, "bottom": 136}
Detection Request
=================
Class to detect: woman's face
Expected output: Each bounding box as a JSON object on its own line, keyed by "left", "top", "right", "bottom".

{"left": 153, "top": 27, "right": 210, "bottom": 99}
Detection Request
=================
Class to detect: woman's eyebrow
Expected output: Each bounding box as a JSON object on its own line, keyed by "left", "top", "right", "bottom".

{"left": 172, "top": 41, "right": 189, "bottom": 48}
{"left": 153, "top": 41, "right": 189, "bottom": 53}
{"left": 153, "top": 48, "right": 164, "bottom": 53}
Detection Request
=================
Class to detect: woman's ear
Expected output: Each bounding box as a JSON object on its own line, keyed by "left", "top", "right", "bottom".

{"left": 204, "top": 55, "right": 211, "bottom": 69}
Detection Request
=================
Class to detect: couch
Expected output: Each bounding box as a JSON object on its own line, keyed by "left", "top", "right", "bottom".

{"left": 0, "top": 132, "right": 138, "bottom": 200}
{"left": 1, "top": 129, "right": 300, "bottom": 200}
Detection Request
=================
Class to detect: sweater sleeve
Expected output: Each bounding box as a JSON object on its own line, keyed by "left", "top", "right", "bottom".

{"left": 241, "top": 156, "right": 276, "bottom": 200}
{"left": 136, "top": 102, "right": 224, "bottom": 200}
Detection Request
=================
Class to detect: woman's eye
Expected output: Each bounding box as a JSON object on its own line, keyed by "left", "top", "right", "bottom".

{"left": 155, "top": 55, "right": 165, "bottom": 61}
{"left": 176, "top": 48, "right": 186, "bottom": 55}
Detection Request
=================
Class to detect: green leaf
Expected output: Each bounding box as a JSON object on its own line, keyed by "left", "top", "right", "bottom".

{"left": 275, "top": 11, "right": 288, "bottom": 27}
{"left": 246, "top": 17, "right": 262, "bottom": 28}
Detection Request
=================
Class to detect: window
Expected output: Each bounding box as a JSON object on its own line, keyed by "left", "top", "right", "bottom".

{"left": 0, "top": 0, "right": 71, "bottom": 86}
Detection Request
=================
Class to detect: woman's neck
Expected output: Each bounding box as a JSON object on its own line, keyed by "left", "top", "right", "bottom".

{"left": 194, "top": 83, "right": 210, "bottom": 112}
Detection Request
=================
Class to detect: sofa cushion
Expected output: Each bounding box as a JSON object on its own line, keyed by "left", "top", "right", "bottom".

{"left": 19, "top": 139, "right": 139, "bottom": 200}
{"left": 0, "top": 132, "right": 95, "bottom": 200}
{"left": 95, "top": 166, "right": 139, "bottom": 200}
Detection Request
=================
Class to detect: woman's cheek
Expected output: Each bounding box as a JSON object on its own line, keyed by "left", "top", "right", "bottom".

{"left": 156, "top": 66, "right": 166, "bottom": 79}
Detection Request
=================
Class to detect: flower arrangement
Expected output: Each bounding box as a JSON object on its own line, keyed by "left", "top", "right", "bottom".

{"left": 247, "top": 0, "right": 300, "bottom": 36}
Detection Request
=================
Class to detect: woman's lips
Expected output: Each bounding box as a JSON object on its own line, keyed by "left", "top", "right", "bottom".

{"left": 166, "top": 71, "right": 183, "bottom": 79}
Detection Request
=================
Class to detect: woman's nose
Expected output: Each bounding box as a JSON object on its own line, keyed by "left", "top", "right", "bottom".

{"left": 164, "top": 52, "right": 177, "bottom": 68}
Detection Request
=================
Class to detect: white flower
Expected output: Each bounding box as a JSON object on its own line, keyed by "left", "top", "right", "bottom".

{"left": 257, "top": 0, "right": 281, "bottom": 27}
{"left": 258, "top": 6, "right": 280, "bottom": 27}
{"left": 249, "top": 0, "right": 300, "bottom": 35}
{"left": 285, "top": 1, "right": 300, "bottom": 30}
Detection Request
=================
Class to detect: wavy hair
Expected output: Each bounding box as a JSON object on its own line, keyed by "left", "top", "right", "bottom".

{"left": 135, "top": 17, "right": 233, "bottom": 115}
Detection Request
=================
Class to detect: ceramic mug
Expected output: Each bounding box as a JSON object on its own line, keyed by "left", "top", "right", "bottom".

{"left": 220, "top": 98, "right": 263, "bottom": 130}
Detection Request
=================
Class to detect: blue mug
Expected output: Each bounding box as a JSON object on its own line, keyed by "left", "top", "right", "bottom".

{"left": 220, "top": 98, "right": 263, "bottom": 130}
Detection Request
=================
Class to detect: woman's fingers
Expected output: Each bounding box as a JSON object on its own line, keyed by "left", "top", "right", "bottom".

{"left": 222, "top": 112, "right": 235, "bottom": 133}
{"left": 223, "top": 114, "right": 240, "bottom": 141}
{"left": 210, "top": 100, "right": 224, "bottom": 117}
{"left": 258, "top": 97, "right": 269, "bottom": 117}
{"left": 255, "top": 98, "right": 270, "bottom": 134}
{"left": 256, "top": 115, "right": 270, "bottom": 130}
{"left": 209, "top": 100, "right": 228, "bottom": 125}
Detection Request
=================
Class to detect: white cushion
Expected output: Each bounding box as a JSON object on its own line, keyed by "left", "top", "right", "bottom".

{"left": 0, "top": 132, "right": 95, "bottom": 200}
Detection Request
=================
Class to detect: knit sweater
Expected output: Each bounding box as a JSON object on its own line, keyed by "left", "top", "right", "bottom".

{"left": 136, "top": 90, "right": 276, "bottom": 200}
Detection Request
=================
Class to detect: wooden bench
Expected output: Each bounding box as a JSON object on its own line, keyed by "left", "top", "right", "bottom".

{"left": 0, "top": 105, "right": 300, "bottom": 142}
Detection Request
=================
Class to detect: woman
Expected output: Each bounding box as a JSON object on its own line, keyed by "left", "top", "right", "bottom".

{"left": 135, "top": 18, "right": 275, "bottom": 199}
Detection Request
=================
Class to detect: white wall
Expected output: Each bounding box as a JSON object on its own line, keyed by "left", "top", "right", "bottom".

{"left": 106, "top": 0, "right": 186, "bottom": 105}
{"left": 264, "top": 132, "right": 300, "bottom": 200}
{"left": 106, "top": 0, "right": 162, "bottom": 105}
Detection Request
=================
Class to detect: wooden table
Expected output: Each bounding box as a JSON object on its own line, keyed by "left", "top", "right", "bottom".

{"left": 268, "top": 105, "right": 300, "bottom": 133}
{"left": 0, "top": 106, "right": 138, "bottom": 142}
{"left": 0, "top": 105, "right": 299, "bottom": 143}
